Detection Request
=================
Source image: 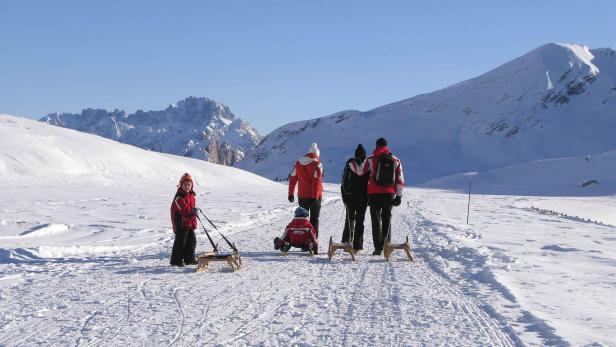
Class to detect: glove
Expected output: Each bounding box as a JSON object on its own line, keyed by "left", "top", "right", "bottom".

{"left": 393, "top": 195, "right": 402, "bottom": 207}
{"left": 288, "top": 195, "right": 294, "bottom": 203}
{"left": 190, "top": 207, "right": 200, "bottom": 215}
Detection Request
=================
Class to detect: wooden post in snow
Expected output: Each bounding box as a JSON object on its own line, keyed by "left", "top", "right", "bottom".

{"left": 466, "top": 179, "right": 472, "bottom": 224}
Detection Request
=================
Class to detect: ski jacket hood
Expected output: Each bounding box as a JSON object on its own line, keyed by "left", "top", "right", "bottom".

{"left": 372, "top": 146, "right": 390, "bottom": 157}
{"left": 176, "top": 187, "right": 195, "bottom": 195}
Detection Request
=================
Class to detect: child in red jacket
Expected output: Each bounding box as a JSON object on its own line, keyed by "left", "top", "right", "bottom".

{"left": 274, "top": 207, "right": 319, "bottom": 254}
{"left": 170, "top": 173, "right": 199, "bottom": 267}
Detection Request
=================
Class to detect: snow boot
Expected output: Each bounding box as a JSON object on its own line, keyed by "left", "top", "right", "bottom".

{"left": 185, "top": 258, "right": 199, "bottom": 265}
{"left": 282, "top": 244, "right": 291, "bottom": 253}
{"left": 311, "top": 243, "right": 318, "bottom": 255}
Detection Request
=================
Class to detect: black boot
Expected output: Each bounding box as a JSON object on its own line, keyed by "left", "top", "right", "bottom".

{"left": 170, "top": 261, "right": 185, "bottom": 267}
{"left": 311, "top": 243, "right": 319, "bottom": 255}
{"left": 185, "top": 258, "right": 198, "bottom": 265}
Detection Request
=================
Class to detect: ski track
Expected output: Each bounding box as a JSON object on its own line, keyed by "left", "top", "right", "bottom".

{"left": 0, "top": 191, "right": 519, "bottom": 346}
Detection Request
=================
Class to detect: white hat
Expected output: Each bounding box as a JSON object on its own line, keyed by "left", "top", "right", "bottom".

{"left": 309, "top": 143, "right": 320, "bottom": 157}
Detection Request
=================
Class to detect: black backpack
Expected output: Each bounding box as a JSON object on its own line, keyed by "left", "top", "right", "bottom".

{"left": 374, "top": 153, "right": 396, "bottom": 186}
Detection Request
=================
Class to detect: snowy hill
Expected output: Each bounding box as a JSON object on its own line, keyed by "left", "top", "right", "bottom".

{"left": 426, "top": 150, "right": 616, "bottom": 196}
{"left": 239, "top": 43, "right": 616, "bottom": 183}
{"left": 2, "top": 113, "right": 269, "bottom": 187}
{"left": 1, "top": 114, "right": 614, "bottom": 346}
{"left": 40, "top": 96, "right": 262, "bottom": 166}
{"left": 0, "top": 112, "right": 278, "bottom": 260}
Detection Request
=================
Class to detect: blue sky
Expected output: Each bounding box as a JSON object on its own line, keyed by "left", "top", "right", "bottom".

{"left": 1, "top": 1, "right": 615, "bottom": 133}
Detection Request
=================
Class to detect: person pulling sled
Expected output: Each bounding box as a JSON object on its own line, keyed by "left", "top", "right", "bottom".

{"left": 274, "top": 207, "right": 319, "bottom": 255}
{"left": 170, "top": 173, "right": 200, "bottom": 267}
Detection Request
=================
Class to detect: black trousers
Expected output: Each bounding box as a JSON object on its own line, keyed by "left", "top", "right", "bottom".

{"left": 298, "top": 197, "right": 322, "bottom": 237}
{"left": 369, "top": 193, "right": 395, "bottom": 251}
{"left": 170, "top": 228, "right": 196, "bottom": 264}
{"left": 341, "top": 201, "right": 368, "bottom": 250}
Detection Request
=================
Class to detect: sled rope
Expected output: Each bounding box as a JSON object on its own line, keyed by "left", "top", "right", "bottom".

{"left": 196, "top": 213, "right": 219, "bottom": 254}
{"left": 198, "top": 210, "right": 238, "bottom": 253}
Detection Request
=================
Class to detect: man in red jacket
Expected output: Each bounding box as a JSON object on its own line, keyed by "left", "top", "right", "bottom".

{"left": 364, "top": 138, "right": 405, "bottom": 255}
{"left": 288, "top": 143, "right": 323, "bottom": 236}
{"left": 170, "top": 173, "right": 199, "bottom": 267}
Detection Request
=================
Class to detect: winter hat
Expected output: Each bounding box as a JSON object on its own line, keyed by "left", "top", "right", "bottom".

{"left": 376, "top": 137, "right": 388, "bottom": 147}
{"left": 294, "top": 207, "right": 309, "bottom": 218}
{"left": 309, "top": 142, "right": 320, "bottom": 157}
{"left": 178, "top": 173, "right": 193, "bottom": 187}
{"left": 354, "top": 144, "right": 366, "bottom": 160}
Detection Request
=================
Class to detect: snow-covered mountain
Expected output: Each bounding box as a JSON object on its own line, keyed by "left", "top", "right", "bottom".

{"left": 238, "top": 43, "right": 616, "bottom": 183}
{"left": 40, "top": 96, "right": 262, "bottom": 166}
{"left": 2, "top": 114, "right": 615, "bottom": 346}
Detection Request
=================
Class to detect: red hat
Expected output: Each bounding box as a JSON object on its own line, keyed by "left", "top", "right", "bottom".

{"left": 178, "top": 173, "right": 193, "bottom": 187}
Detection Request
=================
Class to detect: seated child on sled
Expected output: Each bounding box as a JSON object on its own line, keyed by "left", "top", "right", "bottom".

{"left": 274, "top": 207, "right": 318, "bottom": 254}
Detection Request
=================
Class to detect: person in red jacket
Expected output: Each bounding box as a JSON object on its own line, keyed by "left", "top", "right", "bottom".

{"left": 274, "top": 207, "right": 318, "bottom": 254}
{"left": 288, "top": 143, "right": 323, "bottom": 237}
{"left": 363, "top": 138, "right": 405, "bottom": 255}
{"left": 170, "top": 173, "right": 199, "bottom": 267}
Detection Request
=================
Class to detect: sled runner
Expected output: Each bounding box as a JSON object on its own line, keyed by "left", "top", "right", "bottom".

{"left": 195, "top": 210, "right": 243, "bottom": 272}
{"left": 327, "top": 236, "right": 356, "bottom": 261}
{"left": 383, "top": 236, "right": 413, "bottom": 262}
{"left": 275, "top": 238, "right": 318, "bottom": 256}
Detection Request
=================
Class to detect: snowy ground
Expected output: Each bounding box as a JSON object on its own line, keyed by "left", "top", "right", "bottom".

{"left": 1, "top": 115, "right": 615, "bottom": 346}
{"left": 1, "top": 183, "right": 518, "bottom": 346}
{"left": 2, "top": 183, "right": 615, "bottom": 346}
{"left": 412, "top": 189, "right": 616, "bottom": 346}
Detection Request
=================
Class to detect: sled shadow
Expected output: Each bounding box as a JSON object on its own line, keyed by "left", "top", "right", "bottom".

{"left": 242, "top": 251, "right": 325, "bottom": 264}
{"left": 114, "top": 265, "right": 197, "bottom": 275}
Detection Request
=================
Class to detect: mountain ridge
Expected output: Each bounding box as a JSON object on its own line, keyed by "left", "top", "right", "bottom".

{"left": 238, "top": 42, "right": 616, "bottom": 183}
{"left": 40, "top": 96, "right": 262, "bottom": 166}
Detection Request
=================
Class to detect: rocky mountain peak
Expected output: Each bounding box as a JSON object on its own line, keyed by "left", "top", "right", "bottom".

{"left": 40, "top": 97, "right": 262, "bottom": 166}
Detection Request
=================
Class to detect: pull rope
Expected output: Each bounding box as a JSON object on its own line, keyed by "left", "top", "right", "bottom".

{"left": 199, "top": 210, "right": 238, "bottom": 253}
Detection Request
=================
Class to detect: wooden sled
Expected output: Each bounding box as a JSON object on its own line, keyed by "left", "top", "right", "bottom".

{"left": 195, "top": 250, "right": 242, "bottom": 272}
{"left": 282, "top": 243, "right": 317, "bottom": 256}
{"left": 327, "top": 236, "right": 356, "bottom": 261}
{"left": 383, "top": 236, "right": 413, "bottom": 262}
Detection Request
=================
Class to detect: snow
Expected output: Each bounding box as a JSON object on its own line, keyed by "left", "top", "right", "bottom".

{"left": 425, "top": 150, "right": 616, "bottom": 196}
{"left": 1, "top": 114, "right": 615, "bottom": 346}
{"left": 239, "top": 42, "right": 616, "bottom": 184}
{"left": 413, "top": 189, "right": 616, "bottom": 346}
